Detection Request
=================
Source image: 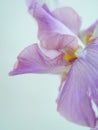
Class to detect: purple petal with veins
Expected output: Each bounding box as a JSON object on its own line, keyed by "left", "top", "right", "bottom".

{"left": 57, "top": 40, "right": 98, "bottom": 128}
{"left": 9, "top": 44, "right": 68, "bottom": 76}
{"left": 53, "top": 7, "right": 81, "bottom": 34}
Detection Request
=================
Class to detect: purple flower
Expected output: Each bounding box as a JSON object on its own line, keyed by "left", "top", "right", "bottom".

{"left": 9, "top": 0, "right": 98, "bottom": 129}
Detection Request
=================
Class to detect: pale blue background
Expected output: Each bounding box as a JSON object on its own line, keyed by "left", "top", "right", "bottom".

{"left": 0, "top": 0, "right": 98, "bottom": 130}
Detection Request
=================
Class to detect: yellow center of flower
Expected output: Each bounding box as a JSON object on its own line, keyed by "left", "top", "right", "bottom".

{"left": 64, "top": 49, "right": 78, "bottom": 62}
{"left": 64, "top": 45, "right": 84, "bottom": 62}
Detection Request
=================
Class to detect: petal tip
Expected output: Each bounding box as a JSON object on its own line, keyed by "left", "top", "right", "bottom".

{"left": 8, "top": 70, "right": 18, "bottom": 76}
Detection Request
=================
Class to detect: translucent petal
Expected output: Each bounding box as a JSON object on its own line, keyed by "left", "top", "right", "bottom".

{"left": 9, "top": 44, "right": 67, "bottom": 75}
{"left": 57, "top": 41, "right": 98, "bottom": 127}
{"left": 53, "top": 7, "right": 81, "bottom": 34}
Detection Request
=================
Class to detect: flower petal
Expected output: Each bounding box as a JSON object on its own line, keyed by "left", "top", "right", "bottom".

{"left": 40, "top": 33, "right": 79, "bottom": 51}
{"left": 25, "top": 0, "right": 42, "bottom": 8}
{"left": 57, "top": 59, "right": 96, "bottom": 127}
{"left": 9, "top": 44, "right": 67, "bottom": 76}
{"left": 53, "top": 7, "right": 81, "bottom": 34}
{"left": 85, "top": 39, "right": 98, "bottom": 107}
{"left": 29, "top": 3, "right": 72, "bottom": 35}
{"left": 79, "top": 19, "right": 98, "bottom": 44}
{"left": 27, "top": 2, "right": 80, "bottom": 50}
{"left": 93, "top": 26, "right": 98, "bottom": 40}
{"left": 57, "top": 39, "right": 98, "bottom": 128}
{"left": 91, "top": 125, "right": 98, "bottom": 130}
{"left": 57, "top": 43, "right": 98, "bottom": 127}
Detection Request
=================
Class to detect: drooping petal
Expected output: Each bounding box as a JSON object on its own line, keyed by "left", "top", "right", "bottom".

{"left": 53, "top": 7, "right": 81, "bottom": 34}
{"left": 57, "top": 40, "right": 98, "bottom": 127}
{"left": 91, "top": 126, "right": 98, "bottom": 130}
{"left": 85, "top": 39, "right": 98, "bottom": 107}
{"left": 90, "top": 118, "right": 98, "bottom": 130}
{"left": 9, "top": 44, "right": 67, "bottom": 76}
{"left": 57, "top": 61, "right": 96, "bottom": 127}
{"left": 79, "top": 19, "right": 98, "bottom": 44}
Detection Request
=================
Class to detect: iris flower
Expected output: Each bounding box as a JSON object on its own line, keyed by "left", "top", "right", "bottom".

{"left": 9, "top": 0, "right": 98, "bottom": 129}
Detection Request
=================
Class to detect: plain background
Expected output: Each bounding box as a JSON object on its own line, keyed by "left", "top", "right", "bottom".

{"left": 0, "top": 0, "right": 98, "bottom": 130}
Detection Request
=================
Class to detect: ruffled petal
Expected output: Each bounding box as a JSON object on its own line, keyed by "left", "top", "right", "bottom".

{"left": 79, "top": 19, "right": 98, "bottom": 44}
{"left": 9, "top": 44, "right": 67, "bottom": 76}
{"left": 57, "top": 41, "right": 98, "bottom": 127}
{"left": 27, "top": 1, "right": 80, "bottom": 50}
{"left": 53, "top": 7, "right": 81, "bottom": 34}
{"left": 40, "top": 33, "right": 79, "bottom": 51}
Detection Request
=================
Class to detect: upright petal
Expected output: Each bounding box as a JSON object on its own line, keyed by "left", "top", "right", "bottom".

{"left": 53, "top": 7, "right": 81, "bottom": 34}
{"left": 9, "top": 44, "right": 67, "bottom": 76}
{"left": 29, "top": 3, "right": 72, "bottom": 35}
{"left": 57, "top": 40, "right": 98, "bottom": 127}
{"left": 27, "top": 1, "right": 81, "bottom": 51}
{"left": 79, "top": 19, "right": 98, "bottom": 44}
{"left": 25, "top": 0, "right": 42, "bottom": 8}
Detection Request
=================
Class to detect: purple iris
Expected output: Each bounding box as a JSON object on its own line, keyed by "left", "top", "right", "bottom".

{"left": 9, "top": 0, "right": 98, "bottom": 130}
